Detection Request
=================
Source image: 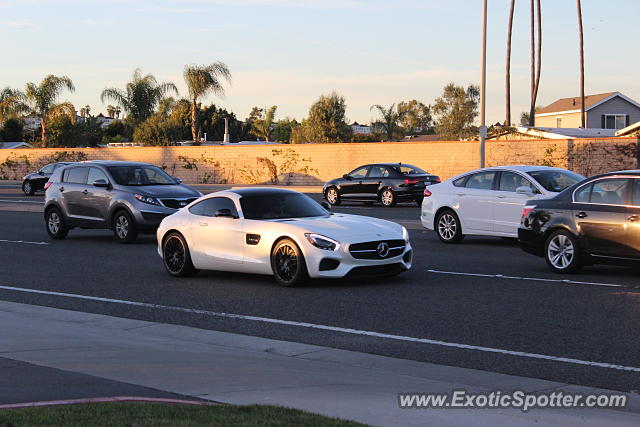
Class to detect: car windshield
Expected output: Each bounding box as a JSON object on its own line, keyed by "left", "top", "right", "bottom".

{"left": 240, "top": 193, "right": 329, "bottom": 220}
{"left": 391, "top": 165, "right": 426, "bottom": 175}
{"left": 527, "top": 170, "right": 584, "bottom": 192}
{"left": 107, "top": 165, "right": 176, "bottom": 186}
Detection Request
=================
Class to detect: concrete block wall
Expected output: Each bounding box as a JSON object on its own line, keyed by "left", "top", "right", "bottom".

{"left": 0, "top": 138, "right": 637, "bottom": 184}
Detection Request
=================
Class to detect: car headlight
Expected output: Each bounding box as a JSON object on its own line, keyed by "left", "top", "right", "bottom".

{"left": 304, "top": 233, "right": 340, "bottom": 251}
{"left": 134, "top": 194, "right": 162, "bottom": 206}
{"left": 402, "top": 226, "right": 410, "bottom": 242}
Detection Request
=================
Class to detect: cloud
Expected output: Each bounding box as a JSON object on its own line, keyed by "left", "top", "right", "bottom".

{"left": 0, "top": 20, "right": 35, "bottom": 28}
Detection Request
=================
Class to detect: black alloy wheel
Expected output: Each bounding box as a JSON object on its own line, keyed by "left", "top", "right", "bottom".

{"left": 163, "top": 232, "right": 197, "bottom": 277}
{"left": 271, "top": 238, "right": 309, "bottom": 287}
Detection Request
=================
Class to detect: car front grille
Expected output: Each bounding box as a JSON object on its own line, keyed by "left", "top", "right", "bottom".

{"left": 349, "top": 239, "right": 406, "bottom": 259}
{"left": 159, "top": 198, "right": 198, "bottom": 209}
{"left": 345, "top": 263, "right": 407, "bottom": 278}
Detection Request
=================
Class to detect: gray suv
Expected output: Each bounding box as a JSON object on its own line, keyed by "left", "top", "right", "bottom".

{"left": 44, "top": 161, "right": 202, "bottom": 243}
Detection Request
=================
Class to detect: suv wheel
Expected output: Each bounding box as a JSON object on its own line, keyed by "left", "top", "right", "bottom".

{"left": 22, "top": 180, "right": 34, "bottom": 196}
{"left": 45, "top": 208, "right": 68, "bottom": 239}
{"left": 325, "top": 187, "right": 341, "bottom": 206}
{"left": 545, "top": 230, "right": 582, "bottom": 273}
{"left": 163, "top": 232, "right": 197, "bottom": 277}
{"left": 112, "top": 210, "right": 138, "bottom": 243}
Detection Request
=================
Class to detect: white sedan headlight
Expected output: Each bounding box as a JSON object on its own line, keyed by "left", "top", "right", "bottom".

{"left": 402, "top": 226, "right": 410, "bottom": 242}
{"left": 305, "top": 233, "right": 341, "bottom": 251}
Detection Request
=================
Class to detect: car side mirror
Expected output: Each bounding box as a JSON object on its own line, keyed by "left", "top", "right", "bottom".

{"left": 214, "top": 208, "right": 237, "bottom": 218}
{"left": 320, "top": 201, "right": 331, "bottom": 212}
{"left": 38, "top": 171, "right": 44, "bottom": 175}
{"left": 92, "top": 179, "right": 110, "bottom": 188}
{"left": 174, "top": 177, "right": 183, "bottom": 184}
{"left": 343, "top": 174, "right": 351, "bottom": 180}
{"left": 516, "top": 186, "right": 534, "bottom": 196}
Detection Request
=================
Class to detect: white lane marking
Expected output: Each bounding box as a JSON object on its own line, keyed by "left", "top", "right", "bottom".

{"left": 0, "top": 239, "right": 49, "bottom": 245}
{"left": 0, "top": 199, "right": 44, "bottom": 204}
{"left": 0, "top": 285, "right": 639, "bottom": 373}
{"left": 427, "top": 269, "right": 627, "bottom": 288}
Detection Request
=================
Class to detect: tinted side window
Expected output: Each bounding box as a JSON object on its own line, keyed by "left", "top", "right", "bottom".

{"left": 632, "top": 180, "right": 640, "bottom": 206}
{"left": 40, "top": 164, "right": 55, "bottom": 174}
{"left": 87, "top": 167, "right": 109, "bottom": 184}
{"left": 349, "top": 166, "right": 369, "bottom": 179}
{"left": 590, "top": 179, "right": 630, "bottom": 205}
{"left": 465, "top": 172, "right": 496, "bottom": 190}
{"left": 189, "top": 197, "right": 238, "bottom": 217}
{"left": 453, "top": 176, "right": 467, "bottom": 187}
{"left": 499, "top": 172, "right": 535, "bottom": 192}
{"left": 368, "top": 166, "right": 389, "bottom": 178}
{"left": 574, "top": 184, "right": 592, "bottom": 203}
{"left": 63, "top": 167, "right": 88, "bottom": 184}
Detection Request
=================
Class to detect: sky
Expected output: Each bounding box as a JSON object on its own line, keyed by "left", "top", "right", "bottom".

{"left": 1, "top": 0, "right": 638, "bottom": 126}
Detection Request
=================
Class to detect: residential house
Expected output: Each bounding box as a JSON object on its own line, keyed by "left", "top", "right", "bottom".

{"left": 0, "top": 142, "right": 32, "bottom": 149}
{"left": 534, "top": 92, "right": 640, "bottom": 130}
{"left": 351, "top": 122, "right": 372, "bottom": 135}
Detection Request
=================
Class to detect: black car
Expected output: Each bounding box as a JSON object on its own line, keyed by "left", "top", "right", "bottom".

{"left": 22, "top": 162, "right": 72, "bottom": 195}
{"left": 519, "top": 170, "right": 640, "bottom": 273}
{"left": 323, "top": 163, "right": 440, "bottom": 207}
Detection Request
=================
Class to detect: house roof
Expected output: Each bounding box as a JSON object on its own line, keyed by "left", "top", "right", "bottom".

{"left": 535, "top": 92, "right": 640, "bottom": 116}
{"left": 0, "top": 142, "right": 32, "bottom": 149}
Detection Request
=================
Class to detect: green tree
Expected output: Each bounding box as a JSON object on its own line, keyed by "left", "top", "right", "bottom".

{"left": 250, "top": 105, "right": 277, "bottom": 141}
{"left": 183, "top": 62, "right": 232, "bottom": 142}
{"left": 47, "top": 113, "right": 80, "bottom": 148}
{"left": 0, "top": 87, "right": 28, "bottom": 126}
{"left": 24, "top": 75, "right": 75, "bottom": 146}
{"left": 273, "top": 117, "right": 300, "bottom": 143}
{"left": 302, "top": 92, "right": 351, "bottom": 143}
{"left": 432, "top": 83, "right": 480, "bottom": 140}
{"left": 0, "top": 117, "right": 24, "bottom": 141}
{"left": 397, "top": 100, "right": 432, "bottom": 134}
{"left": 370, "top": 104, "right": 405, "bottom": 141}
{"left": 100, "top": 68, "right": 178, "bottom": 124}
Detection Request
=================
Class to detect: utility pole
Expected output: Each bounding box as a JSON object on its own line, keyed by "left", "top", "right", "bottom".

{"left": 479, "top": 0, "right": 488, "bottom": 168}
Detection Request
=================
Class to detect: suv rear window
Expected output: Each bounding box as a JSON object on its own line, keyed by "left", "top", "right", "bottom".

{"left": 63, "top": 167, "right": 88, "bottom": 184}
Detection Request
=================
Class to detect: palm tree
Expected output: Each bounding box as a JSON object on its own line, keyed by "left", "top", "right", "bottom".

{"left": 183, "top": 62, "right": 232, "bottom": 142}
{"left": 24, "top": 75, "right": 75, "bottom": 146}
{"left": 370, "top": 104, "right": 405, "bottom": 141}
{"left": 114, "top": 106, "right": 121, "bottom": 119}
{"left": 100, "top": 68, "right": 178, "bottom": 124}
{"left": 251, "top": 106, "right": 277, "bottom": 141}
{"left": 84, "top": 105, "right": 91, "bottom": 117}
{"left": 0, "top": 87, "right": 29, "bottom": 126}
{"left": 106, "top": 105, "right": 116, "bottom": 118}
{"left": 577, "top": 0, "right": 586, "bottom": 128}
{"left": 505, "top": 0, "right": 516, "bottom": 126}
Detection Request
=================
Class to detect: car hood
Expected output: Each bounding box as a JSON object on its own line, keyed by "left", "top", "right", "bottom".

{"left": 122, "top": 184, "right": 201, "bottom": 198}
{"left": 274, "top": 213, "right": 404, "bottom": 241}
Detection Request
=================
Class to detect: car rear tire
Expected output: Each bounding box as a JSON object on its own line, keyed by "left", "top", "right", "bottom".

{"left": 271, "top": 238, "right": 309, "bottom": 287}
{"left": 45, "top": 208, "right": 68, "bottom": 239}
{"left": 380, "top": 188, "right": 396, "bottom": 207}
{"left": 22, "top": 180, "right": 34, "bottom": 196}
{"left": 112, "top": 210, "right": 138, "bottom": 243}
{"left": 436, "top": 209, "right": 464, "bottom": 243}
{"left": 325, "top": 187, "right": 341, "bottom": 206}
{"left": 545, "top": 230, "right": 582, "bottom": 274}
{"left": 163, "top": 232, "right": 197, "bottom": 277}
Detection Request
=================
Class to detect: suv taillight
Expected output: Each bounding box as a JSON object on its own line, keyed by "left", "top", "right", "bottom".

{"left": 424, "top": 188, "right": 432, "bottom": 197}
{"left": 44, "top": 182, "right": 52, "bottom": 190}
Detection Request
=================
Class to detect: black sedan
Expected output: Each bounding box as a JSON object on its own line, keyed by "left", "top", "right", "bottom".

{"left": 323, "top": 163, "right": 440, "bottom": 207}
{"left": 519, "top": 170, "right": 640, "bottom": 273}
{"left": 22, "top": 162, "right": 72, "bottom": 195}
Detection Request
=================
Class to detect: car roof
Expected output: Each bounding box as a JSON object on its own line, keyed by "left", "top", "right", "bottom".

{"left": 461, "top": 165, "right": 570, "bottom": 174}
{"left": 227, "top": 187, "right": 302, "bottom": 197}
{"left": 80, "top": 160, "right": 155, "bottom": 167}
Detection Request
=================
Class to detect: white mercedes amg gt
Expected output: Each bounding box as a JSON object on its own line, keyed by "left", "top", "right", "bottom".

{"left": 157, "top": 188, "right": 412, "bottom": 286}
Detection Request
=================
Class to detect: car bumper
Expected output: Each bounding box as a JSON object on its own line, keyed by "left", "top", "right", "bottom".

{"left": 305, "top": 241, "right": 413, "bottom": 279}
{"left": 131, "top": 204, "right": 178, "bottom": 232}
{"left": 518, "top": 228, "right": 544, "bottom": 257}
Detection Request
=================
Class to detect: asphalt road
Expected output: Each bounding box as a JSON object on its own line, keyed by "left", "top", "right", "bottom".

{"left": 1, "top": 188, "right": 640, "bottom": 393}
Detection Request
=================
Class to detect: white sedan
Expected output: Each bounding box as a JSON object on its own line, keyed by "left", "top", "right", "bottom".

{"left": 157, "top": 188, "right": 412, "bottom": 286}
{"left": 421, "top": 166, "right": 584, "bottom": 243}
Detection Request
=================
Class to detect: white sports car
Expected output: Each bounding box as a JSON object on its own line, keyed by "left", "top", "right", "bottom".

{"left": 157, "top": 188, "right": 412, "bottom": 286}
{"left": 421, "top": 165, "right": 585, "bottom": 243}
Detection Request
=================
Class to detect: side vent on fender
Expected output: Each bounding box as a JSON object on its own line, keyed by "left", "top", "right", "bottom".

{"left": 246, "top": 234, "right": 261, "bottom": 245}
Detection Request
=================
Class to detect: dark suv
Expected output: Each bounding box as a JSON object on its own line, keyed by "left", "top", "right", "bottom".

{"left": 44, "top": 161, "right": 202, "bottom": 243}
{"left": 323, "top": 163, "right": 440, "bottom": 207}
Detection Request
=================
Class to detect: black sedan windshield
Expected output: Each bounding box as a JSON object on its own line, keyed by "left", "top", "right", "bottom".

{"left": 240, "top": 193, "right": 329, "bottom": 220}
{"left": 527, "top": 170, "right": 584, "bottom": 192}
{"left": 108, "top": 166, "right": 176, "bottom": 186}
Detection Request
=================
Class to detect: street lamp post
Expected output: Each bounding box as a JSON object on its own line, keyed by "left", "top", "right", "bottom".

{"left": 479, "top": 0, "right": 488, "bottom": 168}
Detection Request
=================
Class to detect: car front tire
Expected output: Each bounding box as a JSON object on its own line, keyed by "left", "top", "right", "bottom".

{"left": 45, "top": 208, "right": 68, "bottom": 239}
{"left": 380, "top": 188, "right": 396, "bottom": 207}
{"left": 163, "top": 232, "right": 197, "bottom": 277}
{"left": 112, "top": 210, "right": 138, "bottom": 243}
{"left": 436, "top": 209, "right": 464, "bottom": 243}
{"left": 22, "top": 180, "right": 34, "bottom": 196}
{"left": 545, "top": 230, "right": 582, "bottom": 274}
{"left": 325, "top": 187, "right": 341, "bottom": 206}
{"left": 271, "top": 238, "right": 309, "bottom": 287}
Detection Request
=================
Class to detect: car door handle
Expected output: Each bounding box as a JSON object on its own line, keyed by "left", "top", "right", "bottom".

{"left": 628, "top": 215, "right": 639, "bottom": 222}
{"left": 496, "top": 195, "right": 506, "bottom": 199}
{"left": 82, "top": 189, "right": 88, "bottom": 195}
{"left": 576, "top": 212, "right": 588, "bottom": 219}
{"left": 456, "top": 193, "right": 466, "bottom": 197}
{"left": 199, "top": 221, "right": 208, "bottom": 227}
